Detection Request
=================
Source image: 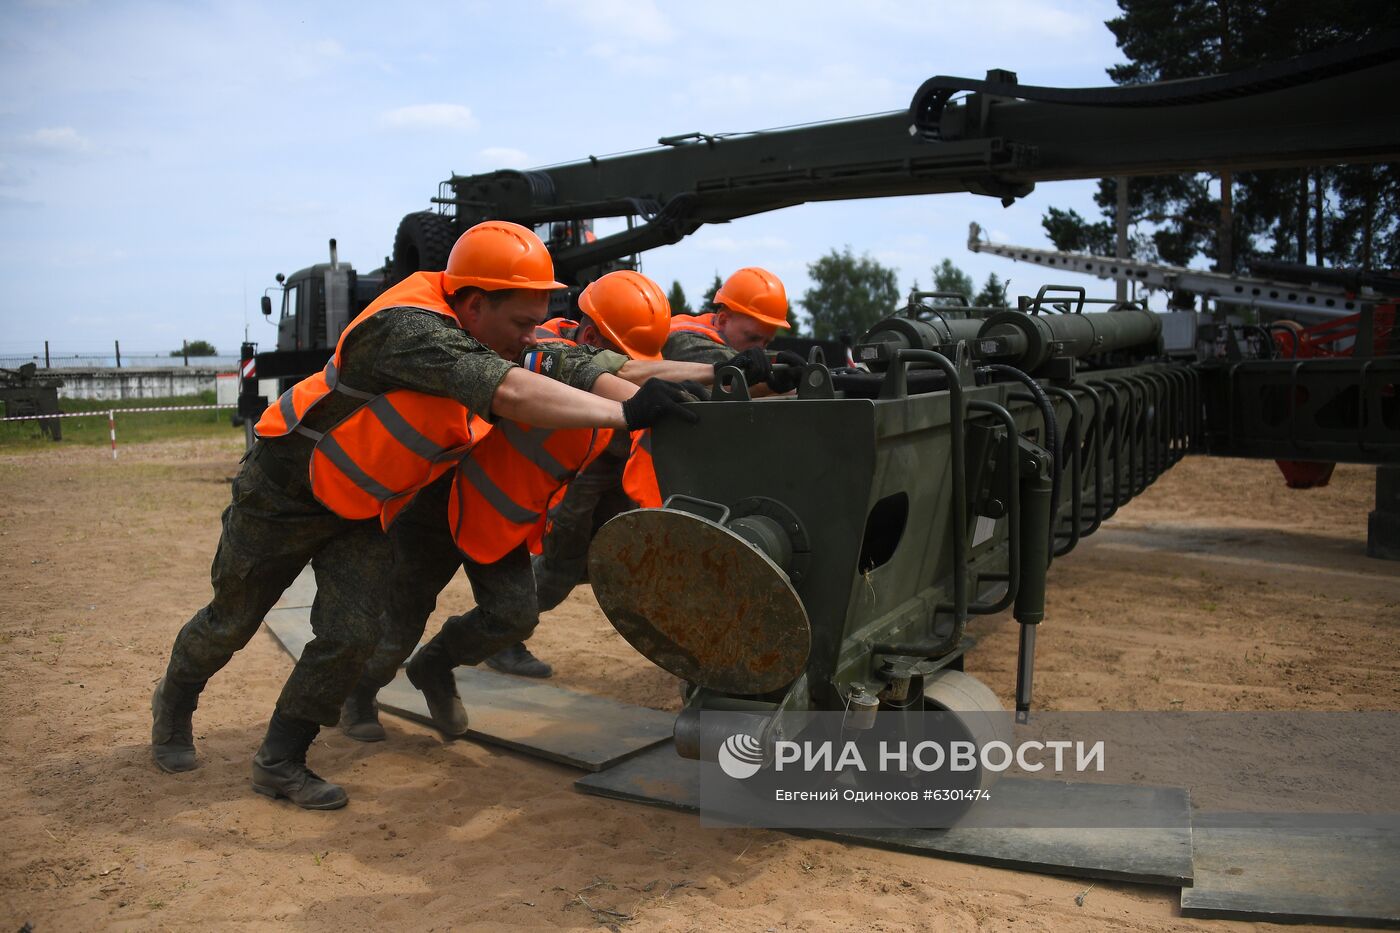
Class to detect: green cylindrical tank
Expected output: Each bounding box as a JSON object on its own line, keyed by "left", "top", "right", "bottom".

{"left": 856, "top": 314, "right": 985, "bottom": 370}
{"left": 977, "top": 308, "right": 1161, "bottom": 370}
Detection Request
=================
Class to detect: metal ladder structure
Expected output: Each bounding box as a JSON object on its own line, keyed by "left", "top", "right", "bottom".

{"left": 966, "top": 222, "right": 1384, "bottom": 320}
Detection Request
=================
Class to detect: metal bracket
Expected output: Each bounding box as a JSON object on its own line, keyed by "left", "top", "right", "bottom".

{"left": 796, "top": 362, "right": 836, "bottom": 399}
{"left": 713, "top": 365, "right": 752, "bottom": 401}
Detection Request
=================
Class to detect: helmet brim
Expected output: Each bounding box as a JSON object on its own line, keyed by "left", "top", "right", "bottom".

{"left": 716, "top": 301, "right": 791, "bottom": 330}
{"left": 442, "top": 273, "right": 567, "bottom": 293}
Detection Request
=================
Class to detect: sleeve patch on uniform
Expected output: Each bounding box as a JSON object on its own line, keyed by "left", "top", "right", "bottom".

{"left": 522, "top": 347, "right": 565, "bottom": 379}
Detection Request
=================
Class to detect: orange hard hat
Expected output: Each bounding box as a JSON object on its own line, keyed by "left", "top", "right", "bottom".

{"left": 442, "top": 220, "right": 566, "bottom": 293}
{"left": 714, "top": 266, "right": 790, "bottom": 329}
{"left": 577, "top": 270, "right": 671, "bottom": 360}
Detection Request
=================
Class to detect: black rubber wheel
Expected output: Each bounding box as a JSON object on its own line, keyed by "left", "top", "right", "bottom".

{"left": 390, "top": 210, "right": 456, "bottom": 283}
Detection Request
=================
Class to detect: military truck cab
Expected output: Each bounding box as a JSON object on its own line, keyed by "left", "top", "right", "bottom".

{"left": 239, "top": 240, "right": 387, "bottom": 438}
{"left": 262, "top": 239, "right": 384, "bottom": 355}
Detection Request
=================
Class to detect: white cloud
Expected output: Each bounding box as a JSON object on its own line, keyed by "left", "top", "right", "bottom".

{"left": 559, "top": 0, "right": 674, "bottom": 43}
{"left": 478, "top": 147, "right": 531, "bottom": 169}
{"left": 311, "top": 38, "right": 345, "bottom": 58}
{"left": 584, "top": 42, "right": 668, "bottom": 75}
{"left": 379, "top": 103, "right": 477, "bottom": 133}
{"left": 21, "top": 126, "right": 93, "bottom": 153}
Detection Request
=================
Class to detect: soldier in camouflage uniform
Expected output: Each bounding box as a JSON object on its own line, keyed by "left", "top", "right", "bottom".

{"left": 341, "top": 273, "right": 725, "bottom": 737}
{"left": 346, "top": 344, "right": 630, "bottom": 731}
{"left": 150, "top": 222, "right": 696, "bottom": 810}
{"left": 528, "top": 267, "right": 801, "bottom": 628}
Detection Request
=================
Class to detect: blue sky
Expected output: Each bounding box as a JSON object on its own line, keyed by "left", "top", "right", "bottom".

{"left": 0, "top": 0, "right": 1127, "bottom": 357}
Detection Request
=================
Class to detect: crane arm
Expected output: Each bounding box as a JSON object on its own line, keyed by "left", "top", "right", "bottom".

{"left": 433, "top": 34, "right": 1400, "bottom": 283}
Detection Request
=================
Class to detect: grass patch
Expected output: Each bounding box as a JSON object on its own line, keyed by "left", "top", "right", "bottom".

{"left": 0, "top": 390, "right": 242, "bottom": 449}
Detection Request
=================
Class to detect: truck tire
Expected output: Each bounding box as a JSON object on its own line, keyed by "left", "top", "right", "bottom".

{"left": 391, "top": 211, "right": 455, "bottom": 283}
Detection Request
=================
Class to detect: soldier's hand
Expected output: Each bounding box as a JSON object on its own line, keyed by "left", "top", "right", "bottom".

{"left": 766, "top": 350, "right": 808, "bottom": 393}
{"left": 622, "top": 379, "right": 702, "bottom": 430}
{"left": 717, "top": 347, "right": 772, "bottom": 386}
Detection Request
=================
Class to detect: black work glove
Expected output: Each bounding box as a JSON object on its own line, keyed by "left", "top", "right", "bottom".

{"left": 766, "top": 350, "right": 808, "bottom": 393}
{"left": 622, "top": 379, "right": 702, "bottom": 430}
{"left": 717, "top": 347, "right": 771, "bottom": 387}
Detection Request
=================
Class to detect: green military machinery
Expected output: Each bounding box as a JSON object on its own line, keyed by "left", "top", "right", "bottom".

{"left": 589, "top": 253, "right": 1395, "bottom": 758}
{"left": 0, "top": 363, "right": 65, "bottom": 441}
{"left": 589, "top": 292, "right": 1198, "bottom": 759}
{"left": 239, "top": 33, "right": 1400, "bottom": 423}
{"left": 423, "top": 34, "right": 1400, "bottom": 294}
{"left": 238, "top": 35, "right": 1399, "bottom": 744}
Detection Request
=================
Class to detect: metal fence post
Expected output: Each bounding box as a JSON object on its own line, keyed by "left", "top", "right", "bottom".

{"left": 183, "top": 339, "right": 189, "bottom": 366}
{"left": 115, "top": 340, "right": 122, "bottom": 368}
{"left": 44, "top": 341, "right": 50, "bottom": 368}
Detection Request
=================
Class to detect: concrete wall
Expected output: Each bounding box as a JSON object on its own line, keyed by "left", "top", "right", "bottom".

{"left": 50, "top": 367, "right": 232, "bottom": 400}
{"left": 214, "top": 375, "right": 280, "bottom": 407}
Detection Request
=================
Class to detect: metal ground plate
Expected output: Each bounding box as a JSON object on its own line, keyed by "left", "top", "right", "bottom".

{"left": 263, "top": 609, "right": 672, "bottom": 772}
{"left": 270, "top": 571, "right": 1399, "bottom": 922}
{"left": 1181, "top": 814, "right": 1400, "bottom": 927}
{"left": 575, "top": 741, "right": 1195, "bottom": 886}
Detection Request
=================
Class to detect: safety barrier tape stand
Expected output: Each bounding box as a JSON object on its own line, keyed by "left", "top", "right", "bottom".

{"left": 0, "top": 403, "right": 237, "bottom": 460}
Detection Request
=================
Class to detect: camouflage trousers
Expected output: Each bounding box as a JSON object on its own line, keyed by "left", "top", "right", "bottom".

{"left": 163, "top": 440, "right": 391, "bottom": 726}
{"left": 533, "top": 448, "right": 634, "bottom": 613}
{"left": 357, "top": 473, "right": 539, "bottom": 690}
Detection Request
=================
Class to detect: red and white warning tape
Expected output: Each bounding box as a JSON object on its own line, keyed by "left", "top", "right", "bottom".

{"left": 1, "top": 403, "right": 238, "bottom": 461}
{"left": 0, "top": 403, "right": 235, "bottom": 422}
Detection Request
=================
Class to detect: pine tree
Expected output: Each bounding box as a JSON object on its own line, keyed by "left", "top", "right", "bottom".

{"left": 975, "top": 273, "right": 1009, "bottom": 308}
{"left": 1042, "top": 0, "right": 1400, "bottom": 273}
{"left": 667, "top": 280, "right": 693, "bottom": 316}
{"left": 700, "top": 273, "right": 723, "bottom": 309}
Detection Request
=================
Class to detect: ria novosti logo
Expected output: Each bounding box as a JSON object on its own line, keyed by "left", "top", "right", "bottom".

{"left": 717, "top": 733, "right": 766, "bottom": 779}
{"left": 715, "top": 732, "right": 1106, "bottom": 780}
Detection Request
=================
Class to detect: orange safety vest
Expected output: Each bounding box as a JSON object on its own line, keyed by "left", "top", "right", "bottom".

{"left": 669, "top": 311, "right": 725, "bottom": 345}
{"left": 622, "top": 429, "right": 661, "bottom": 509}
{"left": 448, "top": 317, "right": 614, "bottom": 564}
{"left": 535, "top": 318, "right": 578, "bottom": 343}
{"left": 619, "top": 314, "right": 724, "bottom": 510}
{"left": 255, "top": 272, "right": 488, "bottom": 522}
{"left": 450, "top": 421, "right": 614, "bottom": 564}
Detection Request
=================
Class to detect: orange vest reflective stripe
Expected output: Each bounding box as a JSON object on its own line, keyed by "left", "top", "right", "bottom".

{"left": 450, "top": 421, "right": 614, "bottom": 564}
{"left": 622, "top": 429, "right": 661, "bottom": 508}
{"left": 529, "top": 318, "right": 603, "bottom": 554}
{"left": 254, "top": 272, "right": 487, "bottom": 521}
{"left": 669, "top": 311, "right": 725, "bottom": 345}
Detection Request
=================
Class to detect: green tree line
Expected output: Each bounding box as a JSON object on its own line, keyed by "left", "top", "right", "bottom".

{"left": 1042, "top": 0, "right": 1400, "bottom": 274}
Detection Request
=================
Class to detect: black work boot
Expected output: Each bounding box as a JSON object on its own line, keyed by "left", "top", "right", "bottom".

{"left": 338, "top": 686, "right": 386, "bottom": 743}
{"left": 151, "top": 676, "right": 203, "bottom": 773}
{"left": 484, "top": 642, "right": 553, "bottom": 679}
{"left": 251, "top": 711, "right": 348, "bottom": 810}
{"left": 405, "top": 643, "right": 469, "bottom": 737}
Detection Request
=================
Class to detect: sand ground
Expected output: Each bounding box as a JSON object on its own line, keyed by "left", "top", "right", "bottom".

{"left": 1, "top": 436, "right": 1396, "bottom": 931}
